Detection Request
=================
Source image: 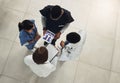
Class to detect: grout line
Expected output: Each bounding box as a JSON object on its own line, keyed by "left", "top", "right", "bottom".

{"left": 79, "top": 60, "right": 111, "bottom": 71}
{"left": 84, "top": 0, "right": 93, "bottom": 31}
{"left": 22, "top": 0, "right": 31, "bottom": 19}
{"left": 87, "top": 31, "right": 115, "bottom": 40}
{"left": 84, "top": 1, "right": 115, "bottom": 41}
{"left": 0, "top": 33, "right": 19, "bottom": 74}
{"left": 78, "top": 0, "right": 93, "bottom": 62}
{"left": 0, "top": 0, "right": 32, "bottom": 83}
{"left": 87, "top": 30, "right": 115, "bottom": 40}
{"left": 57, "top": 61, "right": 79, "bottom": 83}
{"left": 0, "top": 39, "right": 16, "bottom": 75}
{"left": 72, "top": 61, "right": 80, "bottom": 83}
{"left": 0, "top": 37, "right": 14, "bottom": 42}
{"left": 1, "top": 74, "right": 25, "bottom": 83}
{"left": 2, "top": 6, "right": 25, "bottom": 13}
{"left": 108, "top": 3, "right": 120, "bottom": 83}
{"left": 1, "top": 26, "right": 21, "bottom": 78}
{"left": 79, "top": 60, "right": 120, "bottom": 74}
{"left": 11, "top": 0, "right": 32, "bottom": 46}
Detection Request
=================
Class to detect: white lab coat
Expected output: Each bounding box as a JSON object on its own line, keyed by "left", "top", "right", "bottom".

{"left": 24, "top": 55, "right": 58, "bottom": 77}
{"left": 24, "top": 42, "right": 58, "bottom": 77}
{"left": 59, "top": 30, "right": 86, "bottom": 61}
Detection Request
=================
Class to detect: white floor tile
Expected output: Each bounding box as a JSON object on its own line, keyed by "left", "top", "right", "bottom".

{"left": 79, "top": 33, "right": 114, "bottom": 70}
{"left": 87, "top": 0, "right": 118, "bottom": 39}
{"left": 2, "top": 42, "right": 34, "bottom": 82}
{"left": 0, "top": 7, "right": 24, "bottom": 41}
{"left": 0, "top": 0, "right": 3, "bottom": 2}
{"left": 111, "top": 39, "right": 120, "bottom": 72}
{"left": 109, "top": 72, "right": 120, "bottom": 83}
{"left": 0, "top": 0, "right": 3, "bottom": 6}
{"left": 2, "top": 0, "right": 30, "bottom": 12}
{"left": 0, "top": 39, "right": 13, "bottom": 74}
{"left": 0, "top": 75, "right": 22, "bottom": 83}
{"left": 35, "top": 61, "right": 78, "bottom": 83}
{"left": 58, "top": 61, "right": 78, "bottom": 83}
{"left": 116, "top": 9, "right": 120, "bottom": 40}
{"left": 61, "top": 0, "right": 92, "bottom": 30}
{"left": 26, "top": 0, "right": 61, "bottom": 18}
{"left": 74, "top": 62, "right": 110, "bottom": 83}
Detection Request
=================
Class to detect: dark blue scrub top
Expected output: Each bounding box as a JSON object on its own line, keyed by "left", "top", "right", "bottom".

{"left": 19, "top": 20, "right": 37, "bottom": 50}
{"left": 40, "top": 5, "right": 74, "bottom": 34}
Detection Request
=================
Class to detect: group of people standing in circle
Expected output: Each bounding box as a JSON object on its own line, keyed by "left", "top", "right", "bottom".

{"left": 18, "top": 5, "right": 86, "bottom": 77}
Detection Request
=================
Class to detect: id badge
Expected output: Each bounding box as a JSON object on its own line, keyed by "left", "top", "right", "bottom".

{"left": 43, "top": 30, "right": 55, "bottom": 43}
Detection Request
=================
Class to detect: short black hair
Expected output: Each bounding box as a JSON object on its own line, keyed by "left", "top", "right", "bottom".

{"left": 18, "top": 20, "right": 33, "bottom": 31}
{"left": 66, "top": 32, "right": 81, "bottom": 44}
{"left": 51, "top": 5, "right": 62, "bottom": 19}
{"left": 33, "top": 47, "right": 48, "bottom": 64}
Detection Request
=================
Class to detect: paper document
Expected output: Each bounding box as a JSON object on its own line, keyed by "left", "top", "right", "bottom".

{"left": 43, "top": 30, "right": 55, "bottom": 43}
{"left": 46, "top": 44, "right": 58, "bottom": 61}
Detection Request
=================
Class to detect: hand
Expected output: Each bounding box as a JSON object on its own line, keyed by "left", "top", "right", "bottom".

{"left": 43, "top": 27, "right": 47, "bottom": 35}
{"left": 60, "top": 40, "right": 65, "bottom": 48}
{"left": 28, "top": 40, "right": 35, "bottom": 44}
{"left": 54, "top": 32, "right": 61, "bottom": 39}
{"left": 43, "top": 29, "right": 47, "bottom": 35}
{"left": 35, "top": 34, "right": 41, "bottom": 41}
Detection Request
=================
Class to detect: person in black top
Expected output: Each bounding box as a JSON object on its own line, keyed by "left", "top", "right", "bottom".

{"left": 40, "top": 5, "right": 74, "bottom": 45}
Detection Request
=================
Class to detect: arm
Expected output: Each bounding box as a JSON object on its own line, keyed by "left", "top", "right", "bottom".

{"left": 41, "top": 16, "right": 46, "bottom": 28}
{"left": 19, "top": 34, "right": 33, "bottom": 46}
{"left": 60, "top": 10, "right": 74, "bottom": 33}
{"left": 60, "top": 23, "right": 70, "bottom": 33}
{"left": 54, "top": 23, "right": 70, "bottom": 39}
{"left": 60, "top": 41, "right": 65, "bottom": 48}
{"left": 22, "top": 38, "right": 37, "bottom": 46}
{"left": 24, "top": 55, "right": 32, "bottom": 66}
{"left": 34, "top": 32, "right": 41, "bottom": 41}
{"left": 41, "top": 16, "right": 47, "bottom": 35}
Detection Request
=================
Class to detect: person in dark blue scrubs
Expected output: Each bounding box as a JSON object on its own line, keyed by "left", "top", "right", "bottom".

{"left": 40, "top": 5, "right": 74, "bottom": 45}
{"left": 18, "top": 20, "right": 41, "bottom": 50}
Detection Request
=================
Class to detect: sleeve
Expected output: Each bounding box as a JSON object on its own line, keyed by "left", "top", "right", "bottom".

{"left": 41, "top": 16, "right": 46, "bottom": 28}
{"left": 39, "top": 5, "right": 51, "bottom": 17}
{"left": 59, "top": 46, "right": 70, "bottom": 61}
{"left": 30, "top": 19, "right": 35, "bottom": 23}
{"left": 19, "top": 32, "right": 29, "bottom": 46}
{"left": 24, "top": 55, "right": 32, "bottom": 66}
{"left": 65, "top": 10, "right": 74, "bottom": 23}
{"left": 60, "top": 23, "right": 70, "bottom": 33}
{"left": 66, "top": 45, "right": 74, "bottom": 54}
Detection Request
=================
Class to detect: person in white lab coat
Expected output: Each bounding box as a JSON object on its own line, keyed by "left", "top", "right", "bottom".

{"left": 59, "top": 30, "right": 86, "bottom": 61}
{"left": 24, "top": 46, "right": 58, "bottom": 77}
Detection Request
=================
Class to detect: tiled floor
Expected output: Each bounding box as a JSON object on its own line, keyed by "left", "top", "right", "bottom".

{"left": 0, "top": 0, "right": 120, "bottom": 83}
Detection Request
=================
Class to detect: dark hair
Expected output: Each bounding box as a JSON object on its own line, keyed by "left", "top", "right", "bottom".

{"left": 66, "top": 32, "right": 81, "bottom": 44}
{"left": 33, "top": 47, "right": 48, "bottom": 64}
{"left": 18, "top": 20, "right": 33, "bottom": 31}
{"left": 51, "top": 5, "right": 62, "bottom": 19}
